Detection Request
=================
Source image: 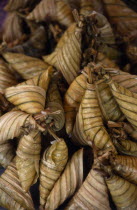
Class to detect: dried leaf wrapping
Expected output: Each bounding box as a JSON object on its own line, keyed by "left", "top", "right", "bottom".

{"left": 43, "top": 23, "right": 76, "bottom": 67}
{"left": 6, "top": 26, "right": 48, "bottom": 58}
{"left": 56, "top": 24, "right": 82, "bottom": 84}
{"left": 27, "top": 0, "right": 74, "bottom": 27}
{"left": 64, "top": 74, "right": 87, "bottom": 109}
{"left": 96, "top": 79, "right": 124, "bottom": 122}
{"left": 4, "top": 0, "right": 36, "bottom": 11}
{"left": 45, "top": 148, "right": 83, "bottom": 210}
{"left": 0, "top": 110, "right": 40, "bottom": 143}
{"left": 3, "top": 52, "right": 49, "bottom": 79}
{"left": 5, "top": 85, "right": 46, "bottom": 114}
{"left": 72, "top": 81, "right": 116, "bottom": 153}
{"left": 111, "top": 155, "right": 137, "bottom": 185}
{"left": 39, "top": 138, "right": 68, "bottom": 206}
{"left": 66, "top": 165, "right": 111, "bottom": 210}
{"left": 43, "top": 51, "right": 57, "bottom": 70}
{"left": 113, "top": 138, "right": 137, "bottom": 156}
{"left": 20, "top": 66, "right": 54, "bottom": 91}
{"left": 27, "top": 0, "right": 56, "bottom": 22}
{"left": 0, "top": 58, "right": 17, "bottom": 91}
{"left": 16, "top": 130, "right": 41, "bottom": 192}
{"left": 111, "top": 71, "right": 137, "bottom": 93}
{"left": 63, "top": 59, "right": 120, "bottom": 132}
{"left": 92, "top": 12, "right": 115, "bottom": 44}
{"left": 45, "top": 82, "right": 65, "bottom": 131}
{"left": 71, "top": 0, "right": 104, "bottom": 15}
{"left": 55, "top": 0, "right": 74, "bottom": 27}
{"left": 2, "top": 12, "right": 24, "bottom": 46}
{"left": 105, "top": 174, "right": 137, "bottom": 209}
{"left": 0, "top": 159, "right": 34, "bottom": 210}
{"left": 64, "top": 106, "right": 76, "bottom": 135}
{"left": 46, "top": 82, "right": 62, "bottom": 105}
{"left": 64, "top": 74, "right": 87, "bottom": 134}
{"left": 80, "top": 0, "right": 94, "bottom": 15}
{"left": 90, "top": 12, "right": 119, "bottom": 61}
{"left": 72, "top": 105, "right": 88, "bottom": 146}
{"left": 83, "top": 49, "right": 119, "bottom": 76}
{"left": 43, "top": 23, "right": 82, "bottom": 84}
{"left": 122, "top": 122, "right": 137, "bottom": 140}
{"left": 105, "top": 76, "right": 137, "bottom": 130}
{"left": 102, "top": 0, "right": 137, "bottom": 38}
{"left": 0, "top": 141, "right": 15, "bottom": 168}
{"left": 0, "top": 111, "right": 29, "bottom": 143}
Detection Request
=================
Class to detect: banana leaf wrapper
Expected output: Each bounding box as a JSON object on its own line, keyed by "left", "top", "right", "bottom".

{"left": 64, "top": 74, "right": 87, "bottom": 109}
{"left": 16, "top": 130, "right": 41, "bottom": 192}
{"left": 66, "top": 163, "right": 111, "bottom": 210}
{"left": 45, "top": 82, "right": 65, "bottom": 131}
{"left": 0, "top": 58, "right": 17, "bottom": 91}
{"left": 111, "top": 155, "right": 137, "bottom": 185}
{"left": 89, "top": 12, "right": 120, "bottom": 61}
{"left": 0, "top": 158, "right": 34, "bottom": 210}
{"left": 72, "top": 81, "right": 116, "bottom": 153}
{"left": 102, "top": 0, "right": 137, "bottom": 39}
{"left": 96, "top": 79, "right": 124, "bottom": 122}
{"left": 2, "top": 12, "right": 24, "bottom": 47}
{"left": 43, "top": 22, "right": 82, "bottom": 84}
{"left": 5, "top": 85, "right": 46, "bottom": 114}
{"left": 39, "top": 138, "right": 68, "bottom": 206}
{"left": 19, "top": 66, "right": 54, "bottom": 91}
{"left": 0, "top": 110, "right": 42, "bottom": 143}
{"left": 27, "top": 0, "right": 74, "bottom": 27}
{"left": 64, "top": 74, "right": 87, "bottom": 134}
{"left": 5, "top": 25, "right": 48, "bottom": 58}
{"left": 3, "top": 52, "right": 49, "bottom": 79}
{"left": 45, "top": 148, "right": 83, "bottom": 210}
{"left": 106, "top": 173, "right": 137, "bottom": 209}
{"left": 113, "top": 138, "right": 137, "bottom": 156}
{"left": 0, "top": 141, "right": 15, "bottom": 168}
{"left": 105, "top": 76, "right": 137, "bottom": 130}
{"left": 64, "top": 105, "right": 76, "bottom": 135}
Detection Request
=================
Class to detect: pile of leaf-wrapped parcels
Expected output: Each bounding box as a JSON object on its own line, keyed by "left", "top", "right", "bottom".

{"left": 1, "top": 0, "right": 137, "bottom": 209}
